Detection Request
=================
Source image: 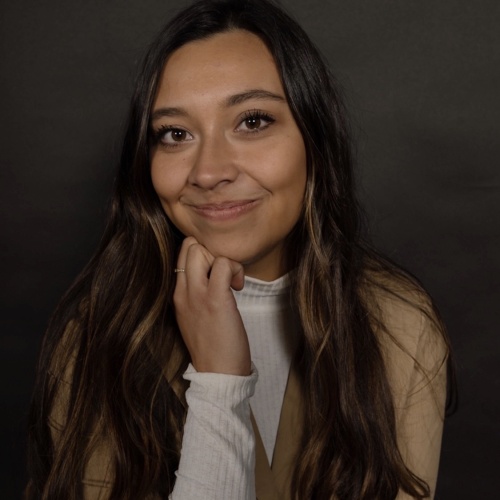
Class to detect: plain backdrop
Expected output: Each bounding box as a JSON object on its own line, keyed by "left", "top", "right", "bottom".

{"left": 1, "top": 0, "right": 499, "bottom": 498}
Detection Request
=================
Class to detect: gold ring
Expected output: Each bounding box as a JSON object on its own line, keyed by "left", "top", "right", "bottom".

{"left": 174, "top": 268, "right": 186, "bottom": 273}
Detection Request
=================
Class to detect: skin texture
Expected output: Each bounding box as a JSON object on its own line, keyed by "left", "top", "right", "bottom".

{"left": 150, "top": 30, "right": 307, "bottom": 374}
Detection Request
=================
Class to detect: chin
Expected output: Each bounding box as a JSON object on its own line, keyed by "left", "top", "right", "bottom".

{"left": 207, "top": 239, "right": 284, "bottom": 280}
{"left": 202, "top": 239, "right": 254, "bottom": 264}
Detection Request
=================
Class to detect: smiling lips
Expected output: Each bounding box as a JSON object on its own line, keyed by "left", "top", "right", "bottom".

{"left": 187, "top": 199, "right": 261, "bottom": 221}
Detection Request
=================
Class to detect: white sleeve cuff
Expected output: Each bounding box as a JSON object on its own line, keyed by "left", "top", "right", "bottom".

{"left": 170, "top": 363, "right": 258, "bottom": 500}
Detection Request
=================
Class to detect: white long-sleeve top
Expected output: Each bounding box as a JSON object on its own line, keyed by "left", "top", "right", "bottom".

{"left": 171, "top": 274, "right": 298, "bottom": 499}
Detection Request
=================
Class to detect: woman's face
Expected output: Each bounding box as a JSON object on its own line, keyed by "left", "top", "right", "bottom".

{"left": 150, "top": 30, "right": 307, "bottom": 281}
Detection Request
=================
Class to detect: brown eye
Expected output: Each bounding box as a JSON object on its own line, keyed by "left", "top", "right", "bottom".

{"left": 156, "top": 127, "right": 194, "bottom": 147}
{"left": 236, "top": 111, "right": 275, "bottom": 133}
{"left": 245, "top": 116, "right": 261, "bottom": 130}
{"left": 170, "top": 129, "right": 187, "bottom": 141}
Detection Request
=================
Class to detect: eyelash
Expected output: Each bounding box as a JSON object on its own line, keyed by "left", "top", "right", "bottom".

{"left": 238, "top": 109, "right": 276, "bottom": 133}
{"left": 150, "top": 125, "right": 190, "bottom": 148}
{"left": 150, "top": 109, "right": 276, "bottom": 148}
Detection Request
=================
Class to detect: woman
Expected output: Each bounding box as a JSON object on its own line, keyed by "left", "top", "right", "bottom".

{"left": 26, "top": 0, "right": 453, "bottom": 498}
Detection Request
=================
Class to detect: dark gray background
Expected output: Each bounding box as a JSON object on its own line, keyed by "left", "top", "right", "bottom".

{"left": 1, "top": 0, "right": 499, "bottom": 498}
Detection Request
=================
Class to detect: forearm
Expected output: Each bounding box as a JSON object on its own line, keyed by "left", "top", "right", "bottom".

{"left": 170, "top": 364, "right": 258, "bottom": 500}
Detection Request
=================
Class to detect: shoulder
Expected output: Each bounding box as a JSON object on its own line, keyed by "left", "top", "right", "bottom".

{"left": 360, "top": 266, "right": 449, "bottom": 406}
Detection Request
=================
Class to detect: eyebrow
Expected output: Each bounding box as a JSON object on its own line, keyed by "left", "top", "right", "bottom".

{"left": 225, "top": 89, "right": 285, "bottom": 106}
{"left": 151, "top": 107, "right": 188, "bottom": 121}
{"left": 150, "top": 89, "right": 285, "bottom": 122}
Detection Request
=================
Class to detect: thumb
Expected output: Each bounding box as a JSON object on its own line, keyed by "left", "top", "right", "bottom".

{"left": 229, "top": 261, "right": 245, "bottom": 291}
{"left": 209, "top": 257, "right": 245, "bottom": 292}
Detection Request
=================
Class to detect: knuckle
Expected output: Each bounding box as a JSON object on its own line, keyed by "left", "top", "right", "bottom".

{"left": 205, "top": 293, "right": 220, "bottom": 309}
{"left": 172, "top": 290, "right": 183, "bottom": 308}
{"left": 173, "top": 286, "right": 188, "bottom": 308}
{"left": 213, "top": 256, "right": 230, "bottom": 269}
{"left": 185, "top": 242, "right": 202, "bottom": 258}
{"left": 183, "top": 236, "right": 198, "bottom": 246}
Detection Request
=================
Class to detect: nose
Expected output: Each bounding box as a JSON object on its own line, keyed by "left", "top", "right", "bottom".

{"left": 187, "top": 131, "right": 239, "bottom": 190}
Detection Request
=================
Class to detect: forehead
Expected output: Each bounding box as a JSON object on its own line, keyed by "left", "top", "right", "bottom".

{"left": 155, "top": 30, "right": 284, "bottom": 105}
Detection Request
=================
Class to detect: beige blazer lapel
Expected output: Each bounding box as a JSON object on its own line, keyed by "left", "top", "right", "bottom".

{"left": 254, "top": 364, "right": 303, "bottom": 500}
{"left": 271, "top": 365, "right": 303, "bottom": 499}
{"left": 252, "top": 412, "right": 281, "bottom": 500}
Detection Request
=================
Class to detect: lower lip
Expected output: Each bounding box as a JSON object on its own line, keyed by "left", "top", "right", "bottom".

{"left": 190, "top": 200, "right": 260, "bottom": 221}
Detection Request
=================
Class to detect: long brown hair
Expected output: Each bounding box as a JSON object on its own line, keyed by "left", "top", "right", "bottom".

{"left": 26, "top": 1, "right": 454, "bottom": 498}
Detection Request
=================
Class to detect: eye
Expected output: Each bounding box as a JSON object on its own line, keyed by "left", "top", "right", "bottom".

{"left": 152, "top": 126, "right": 194, "bottom": 147}
{"left": 236, "top": 110, "right": 275, "bottom": 133}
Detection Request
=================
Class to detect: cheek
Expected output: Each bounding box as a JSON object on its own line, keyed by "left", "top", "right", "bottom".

{"left": 150, "top": 165, "right": 179, "bottom": 228}
{"left": 150, "top": 157, "right": 195, "bottom": 236}
{"left": 150, "top": 157, "right": 183, "bottom": 203}
{"left": 262, "top": 139, "right": 307, "bottom": 197}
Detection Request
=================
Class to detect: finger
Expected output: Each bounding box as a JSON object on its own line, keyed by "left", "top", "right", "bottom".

{"left": 176, "top": 236, "right": 199, "bottom": 271}
{"left": 184, "top": 242, "right": 215, "bottom": 288}
{"left": 174, "top": 236, "right": 199, "bottom": 286}
{"left": 173, "top": 238, "right": 213, "bottom": 314}
{"left": 209, "top": 257, "right": 245, "bottom": 293}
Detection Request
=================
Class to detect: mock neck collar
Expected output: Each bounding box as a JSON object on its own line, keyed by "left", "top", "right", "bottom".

{"left": 233, "top": 273, "right": 292, "bottom": 311}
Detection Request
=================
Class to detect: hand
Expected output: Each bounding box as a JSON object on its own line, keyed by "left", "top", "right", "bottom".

{"left": 173, "top": 236, "right": 251, "bottom": 376}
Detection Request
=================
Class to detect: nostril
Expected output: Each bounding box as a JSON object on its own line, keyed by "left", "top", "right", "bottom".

{"left": 188, "top": 143, "right": 239, "bottom": 189}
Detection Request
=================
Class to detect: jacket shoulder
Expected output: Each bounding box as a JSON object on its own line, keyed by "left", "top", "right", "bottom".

{"left": 360, "top": 268, "right": 448, "bottom": 405}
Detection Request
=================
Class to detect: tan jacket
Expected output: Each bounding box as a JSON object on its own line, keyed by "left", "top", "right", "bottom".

{"left": 49, "top": 284, "right": 448, "bottom": 499}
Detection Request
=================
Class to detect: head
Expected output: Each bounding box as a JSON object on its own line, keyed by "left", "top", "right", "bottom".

{"left": 117, "top": 0, "right": 358, "bottom": 279}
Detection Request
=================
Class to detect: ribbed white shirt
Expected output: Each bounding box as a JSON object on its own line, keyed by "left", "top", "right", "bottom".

{"left": 171, "top": 274, "right": 298, "bottom": 499}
